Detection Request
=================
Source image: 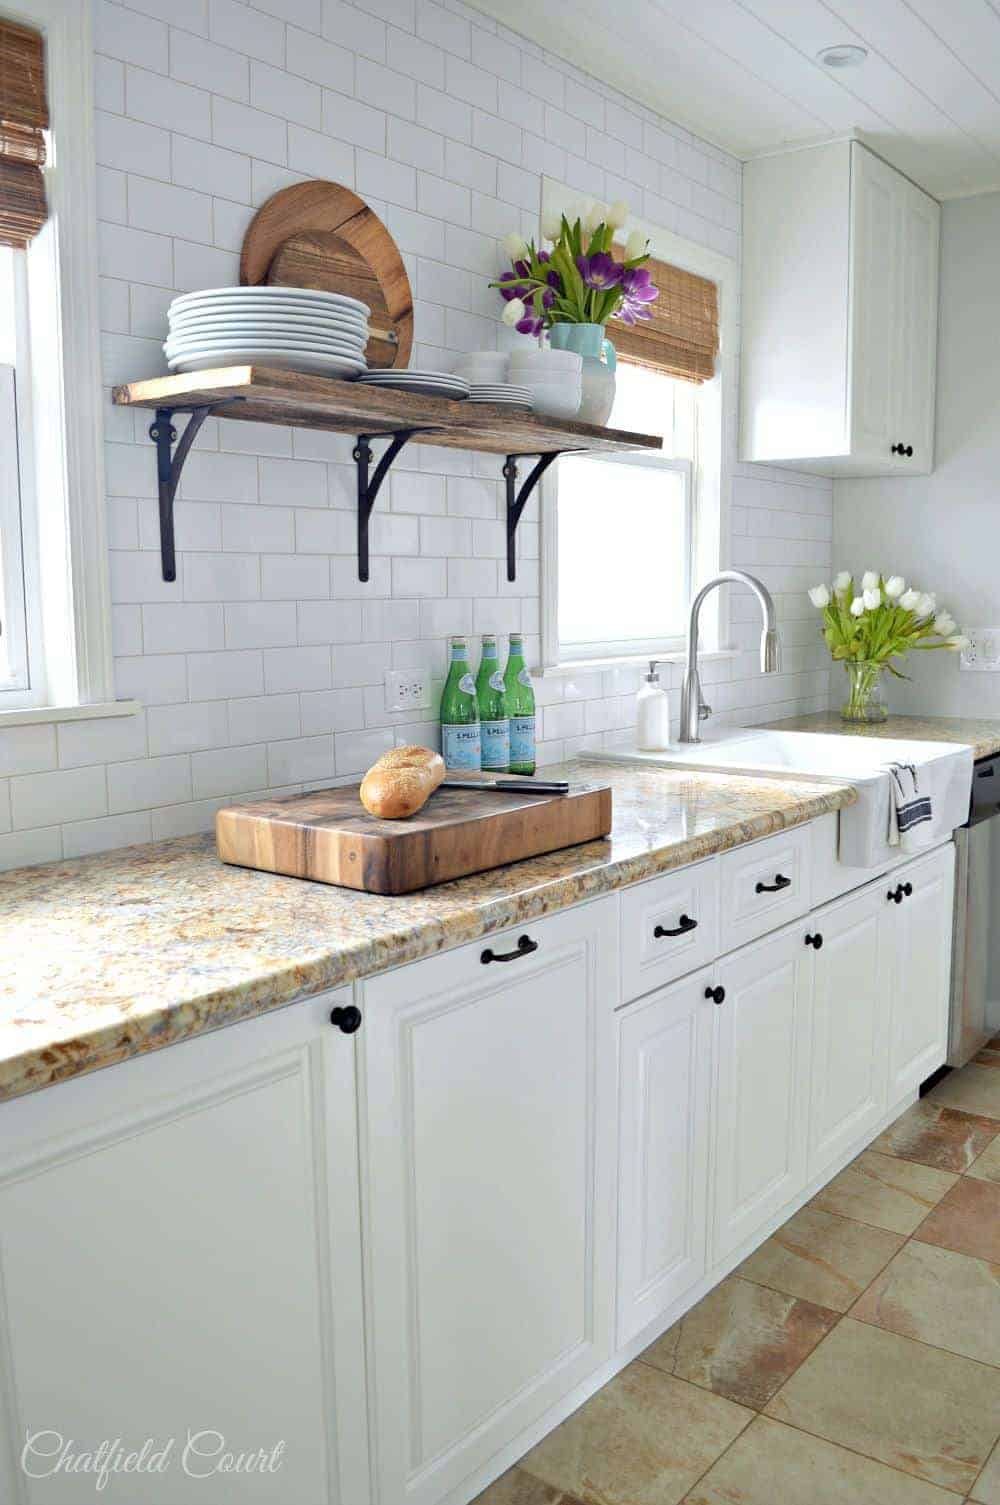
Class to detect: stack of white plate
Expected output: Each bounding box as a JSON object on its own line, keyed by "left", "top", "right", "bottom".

{"left": 468, "top": 383, "right": 533, "bottom": 410}
{"left": 357, "top": 370, "right": 469, "bottom": 400}
{"left": 163, "top": 286, "right": 371, "bottom": 377}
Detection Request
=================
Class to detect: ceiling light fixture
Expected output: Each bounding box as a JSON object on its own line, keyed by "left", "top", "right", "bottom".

{"left": 816, "top": 43, "right": 868, "bottom": 68}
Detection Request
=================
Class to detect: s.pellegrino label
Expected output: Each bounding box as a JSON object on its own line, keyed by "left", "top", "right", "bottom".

{"left": 503, "top": 633, "right": 535, "bottom": 775}
{"left": 440, "top": 638, "right": 481, "bottom": 771}
{"left": 475, "top": 634, "right": 510, "bottom": 772}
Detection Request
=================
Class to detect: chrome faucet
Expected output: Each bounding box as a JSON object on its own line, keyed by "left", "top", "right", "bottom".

{"left": 679, "top": 571, "right": 780, "bottom": 743}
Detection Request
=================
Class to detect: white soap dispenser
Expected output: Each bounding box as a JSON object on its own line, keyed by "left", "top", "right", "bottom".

{"left": 636, "top": 661, "right": 672, "bottom": 751}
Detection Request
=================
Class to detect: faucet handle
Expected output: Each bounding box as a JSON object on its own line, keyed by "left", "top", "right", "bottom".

{"left": 699, "top": 700, "right": 712, "bottom": 721}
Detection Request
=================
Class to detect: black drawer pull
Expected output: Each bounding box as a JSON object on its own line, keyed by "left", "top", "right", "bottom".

{"left": 902, "top": 881, "right": 912, "bottom": 897}
{"left": 704, "top": 985, "right": 725, "bottom": 1005}
{"left": 755, "top": 873, "right": 791, "bottom": 894}
{"left": 330, "top": 1005, "right": 362, "bottom": 1034}
{"left": 654, "top": 914, "right": 698, "bottom": 939}
{"left": 888, "top": 884, "right": 904, "bottom": 904}
{"left": 805, "top": 932, "right": 823, "bottom": 949}
{"left": 978, "top": 765, "right": 995, "bottom": 778}
{"left": 481, "top": 934, "right": 538, "bottom": 965}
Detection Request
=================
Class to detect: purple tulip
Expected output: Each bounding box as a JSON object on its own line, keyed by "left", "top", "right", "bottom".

{"left": 516, "top": 314, "right": 543, "bottom": 336}
{"left": 576, "top": 252, "right": 622, "bottom": 290}
{"left": 541, "top": 287, "right": 555, "bottom": 309}
{"left": 537, "top": 249, "right": 551, "bottom": 264}
{"left": 513, "top": 258, "right": 531, "bottom": 278}
{"left": 546, "top": 268, "right": 561, "bottom": 289}
{"left": 620, "top": 266, "right": 658, "bottom": 303}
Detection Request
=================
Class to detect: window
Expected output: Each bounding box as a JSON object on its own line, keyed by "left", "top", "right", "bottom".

{"left": 546, "top": 362, "right": 699, "bottom": 662}
{"left": 0, "top": 243, "right": 41, "bottom": 700}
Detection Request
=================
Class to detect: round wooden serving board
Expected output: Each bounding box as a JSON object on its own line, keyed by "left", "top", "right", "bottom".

{"left": 240, "top": 180, "right": 413, "bottom": 370}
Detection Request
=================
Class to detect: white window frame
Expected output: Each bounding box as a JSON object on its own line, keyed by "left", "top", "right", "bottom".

{"left": 0, "top": 248, "right": 42, "bottom": 693}
{"left": 0, "top": 0, "right": 125, "bottom": 724}
{"left": 538, "top": 176, "right": 738, "bottom": 673}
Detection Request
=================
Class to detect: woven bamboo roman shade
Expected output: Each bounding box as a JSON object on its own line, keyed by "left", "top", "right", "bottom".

{"left": 612, "top": 251, "right": 719, "bottom": 383}
{"left": 0, "top": 18, "right": 48, "bottom": 249}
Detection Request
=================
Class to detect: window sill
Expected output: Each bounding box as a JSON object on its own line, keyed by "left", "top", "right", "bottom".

{"left": 0, "top": 699, "right": 140, "bottom": 728}
{"left": 535, "top": 650, "right": 741, "bottom": 678}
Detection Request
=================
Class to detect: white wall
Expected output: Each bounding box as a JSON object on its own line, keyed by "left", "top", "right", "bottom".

{"left": 834, "top": 191, "right": 1000, "bottom": 716}
{"left": 0, "top": 0, "right": 831, "bottom": 871}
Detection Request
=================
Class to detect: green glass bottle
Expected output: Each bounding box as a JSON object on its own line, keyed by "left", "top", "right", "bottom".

{"left": 439, "top": 637, "right": 481, "bottom": 771}
{"left": 476, "top": 634, "right": 510, "bottom": 772}
{"left": 503, "top": 632, "right": 535, "bottom": 775}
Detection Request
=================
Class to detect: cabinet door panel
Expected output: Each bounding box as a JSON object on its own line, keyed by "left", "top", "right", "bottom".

{"left": 895, "top": 178, "right": 940, "bottom": 467}
{"left": 888, "top": 845, "right": 955, "bottom": 1104}
{"left": 361, "top": 899, "right": 617, "bottom": 1505}
{"left": 807, "top": 884, "right": 889, "bottom": 1180}
{"left": 617, "top": 969, "right": 715, "bottom": 1345}
{"left": 0, "top": 992, "right": 367, "bottom": 1505}
{"left": 713, "top": 928, "right": 811, "bottom": 1262}
{"left": 850, "top": 143, "right": 899, "bottom": 460}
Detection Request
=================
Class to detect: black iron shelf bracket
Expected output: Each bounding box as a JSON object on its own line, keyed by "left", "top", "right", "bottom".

{"left": 354, "top": 430, "right": 424, "bottom": 581}
{"left": 148, "top": 404, "right": 215, "bottom": 581}
{"left": 503, "top": 452, "right": 561, "bottom": 583}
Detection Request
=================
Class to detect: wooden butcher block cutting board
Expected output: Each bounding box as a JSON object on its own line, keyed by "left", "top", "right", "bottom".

{"left": 215, "top": 779, "right": 613, "bottom": 895}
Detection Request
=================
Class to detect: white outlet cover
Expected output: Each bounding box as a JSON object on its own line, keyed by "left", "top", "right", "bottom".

{"left": 960, "top": 627, "right": 1000, "bottom": 672}
{"left": 384, "top": 669, "right": 432, "bottom": 710}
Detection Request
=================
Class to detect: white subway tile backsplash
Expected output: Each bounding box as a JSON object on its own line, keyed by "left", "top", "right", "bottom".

{"left": 263, "top": 645, "right": 332, "bottom": 693}
{"left": 334, "top": 726, "right": 393, "bottom": 775}
{"left": 267, "top": 735, "right": 335, "bottom": 786}
{"left": 187, "top": 649, "right": 264, "bottom": 700}
{"left": 212, "top": 95, "right": 287, "bottom": 164}
{"left": 62, "top": 811, "right": 153, "bottom": 860}
{"left": 57, "top": 712, "right": 148, "bottom": 769}
{"left": 225, "top": 602, "right": 299, "bottom": 649}
{"left": 171, "top": 29, "right": 249, "bottom": 102}
{"left": 300, "top": 687, "right": 366, "bottom": 735}
{"left": 13, "top": 766, "right": 109, "bottom": 830}
{"left": 251, "top": 61, "right": 322, "bottom": 128}
{"left": 147, "top": 701, "right": 230, "bottom": 756}
{"left": 96, "top": 1, "right": 168, "bottom": 70}
{"left": 229, "top": 693, "right": 301, "bottom": 745}
{"left": 191, "top": 743, "right": 267, "bottom": 799}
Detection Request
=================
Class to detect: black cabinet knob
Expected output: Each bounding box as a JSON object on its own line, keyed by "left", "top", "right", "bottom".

{"left": 902, "top": 881, "right": 913, "bottom": 897}
{"left": 891, "top": 442, "right": 903, "bottom": 455}
{"left": 892, "top": 442, "right": 914, "bottom": 457}
{"left": 704, "top": 985, "right": 725, "bottom": 1005}
{"left": 887, "top": 885, "right": 904, "bottom": 904}
{"left": 805, "top": 932, "right": 823, "bottom": 949}
{"left": 330, "top": 1004, "right": 362, "bottom": 1034}
{"left": 905, "top": 445, "right": 913, "bottom": 457}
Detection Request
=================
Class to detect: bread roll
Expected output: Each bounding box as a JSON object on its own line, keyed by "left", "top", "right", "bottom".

{"left": 359, "top": 745, "right": 446, "bottom": 819}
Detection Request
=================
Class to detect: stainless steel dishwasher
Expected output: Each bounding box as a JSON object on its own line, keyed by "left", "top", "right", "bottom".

{"left": 950, "top": 752, "right": 1000, "bottom": 1066}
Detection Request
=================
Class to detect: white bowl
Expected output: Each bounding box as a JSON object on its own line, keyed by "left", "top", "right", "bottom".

{"left": 518, "top": 378, "right": 581, "bottom": 420}
{"left": 510, "top": 347, "right": 582, "bottom": 367}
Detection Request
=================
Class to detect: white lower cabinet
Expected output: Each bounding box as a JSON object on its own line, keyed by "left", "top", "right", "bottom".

{"left": 0, "top": 990, "right": 369, "bottom": 1505}
{"left": 616, "top": 967, "right": 716, "bottom": 1346}
{"left": 886, "top": 843, "right": 956, "bottom": 1106}
{"left": 806, "top": 881, "right": 890, "bottom": 1181}
{"left": 358, "top": 897, "right": 619, "bottom": 1505}
{"left": 712, "top": 927, "right": 812, "bottom": 1262}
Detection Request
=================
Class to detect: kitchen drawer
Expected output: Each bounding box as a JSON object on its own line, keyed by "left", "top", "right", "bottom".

{"left": 621, "top": 859, "right": 719, "bottom": 1002}
{"left": 718, "top": 826, "right": 810, "bottom": 953}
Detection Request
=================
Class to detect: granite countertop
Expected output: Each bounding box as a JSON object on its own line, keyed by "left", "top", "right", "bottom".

{"left": 0, "top": 761, "right": 855, "bottom": 1105}
{"left": 765, "top": 711, "right": 1000, "bottom": 760}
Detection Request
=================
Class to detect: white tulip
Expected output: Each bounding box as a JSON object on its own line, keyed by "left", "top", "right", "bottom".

{"left": 861, "top": 570, "right": 879, "bottom": 591}
{"left": 502, "top": 231, "right": 529, "bottom": 261}
{"left": 916, "top": 593, "right": 935, "bottom": 618}
{"left": 625, "top": 227, "right": 647, "bottom": 260}
{"left": 540, "top": 211, "right": 561, "bottom": 242}
{"left": 501, "top": 296, "right": 526, "bottom": 327}
{"left": 834, "top": 571, "right": 852, "bottom": 595}
{"left": 900, "top": 588, "right": 921, "bottom": 611}
{"left": 850, "top": 597, "right": 866, "bottom": 617}
{"left": 885, "top": 575, "right": 906, "bottom": 599}
{"left": 808, "top": 584, "right": 831, "bottom": 608}
{"left": 934, "top": 612, "right": 956, "bottom": 636}
{"left": 607, "top": 199, "right": 629, "bottom": 230}
{"left": 582, "top": 200, "right": 606, "bottom": 234}
{"left": 949, "top": 635, "right": 971, "bottom": 651}
{"left": 863, "top": 587, "right": 881, "bottom": 610}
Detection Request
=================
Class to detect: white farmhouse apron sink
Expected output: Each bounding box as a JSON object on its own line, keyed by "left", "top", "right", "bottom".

{"left": 595, "top": 729, "right": 973, "bottom": 869}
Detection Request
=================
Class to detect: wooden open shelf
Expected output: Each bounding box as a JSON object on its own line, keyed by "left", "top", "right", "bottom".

{"left": 111, "top": 364, "right": 662, "bottom": 457}
{"left": 112, "top": 365, "right": 663, "bottom": 585}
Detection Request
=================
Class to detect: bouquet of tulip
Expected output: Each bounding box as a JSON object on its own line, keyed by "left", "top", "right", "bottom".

{"left": 807, "top": 570, "right": 970, "bottom": 722}
{"left": 490, "top": 199, "right": 658, "bottom": 336}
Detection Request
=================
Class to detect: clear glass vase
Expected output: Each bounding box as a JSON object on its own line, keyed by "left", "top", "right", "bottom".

{"left": 841, "top": 660, "right": 888, "bottom": 723}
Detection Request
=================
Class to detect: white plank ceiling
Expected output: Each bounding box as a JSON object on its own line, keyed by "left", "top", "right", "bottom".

{"left": 470, "top": 0, "right": 1000, "bottom": 199}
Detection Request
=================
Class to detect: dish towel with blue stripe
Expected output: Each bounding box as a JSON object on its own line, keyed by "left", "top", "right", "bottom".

{"left": 884, "top": 761, "right": 933, "bottom": 850}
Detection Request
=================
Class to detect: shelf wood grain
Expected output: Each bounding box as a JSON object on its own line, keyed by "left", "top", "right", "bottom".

{"left": 111, "top": 365, "right": 663, "bottom": 457}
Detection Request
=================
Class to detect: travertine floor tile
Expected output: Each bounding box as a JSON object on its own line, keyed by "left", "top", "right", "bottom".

{"left": 472, "top": 1466, "right": 585, "bottom": 1505}
{"left": 872, "top": 1100, "right": 1000, "bottom": 1173}
{"left": 851, "top": 1240, "right": 1000, "bottom": 1366}
{"left": 736, "top": 1205, "right": 903, "bottom": 1311}
{"left": 764, "top": 1318, "right": 1000, "bottom": 1495}
{"left": 810, "top": 1149, "right": 957, "bottom": 1234}
{"left": 972, "top": 1439, "right": 1000, "bottom": 1504}
{"left": 968, "top": 1136, "right": 1000, "bottom": 1184}
{"left": 916, "top": 1177, "right": 1000, "bottom": 1263}
{"left": 684, "top": 1413, "right": 957, "bottom": 1505}
{"left": 641, "top": 1274, "right": 837, "bottom": 1410}
{"left": 930, "top": 1064, "right": 1000, "bottom": 1121}
{"left": 519, "top": 1360, "right": 751, "bottom": 1505}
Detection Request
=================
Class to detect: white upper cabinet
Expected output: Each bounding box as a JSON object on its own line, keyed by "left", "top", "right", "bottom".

{"left": 741, "top": 140, "right": 940, "bottom": 478}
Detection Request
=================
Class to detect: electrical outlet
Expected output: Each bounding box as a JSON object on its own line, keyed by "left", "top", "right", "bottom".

{"left": 959, "top": 628, "right": 1000, "bottom": 671}
{"left": 384, "top": 669, "right": 431, "bottom": 712}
